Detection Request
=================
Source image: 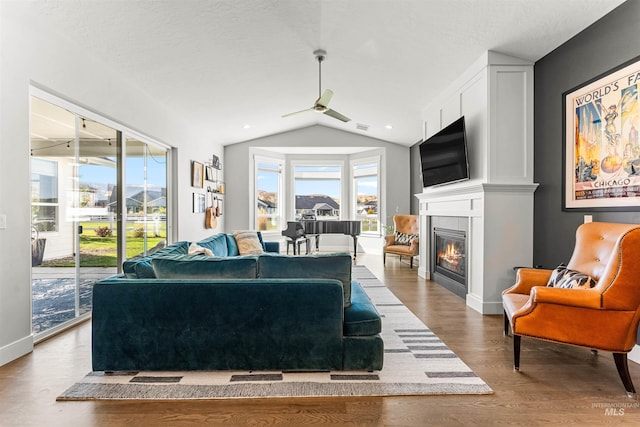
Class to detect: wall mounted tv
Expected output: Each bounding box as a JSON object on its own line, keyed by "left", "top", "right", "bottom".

{"left": 419, "top": 116, "right": 469, "bottom": 188}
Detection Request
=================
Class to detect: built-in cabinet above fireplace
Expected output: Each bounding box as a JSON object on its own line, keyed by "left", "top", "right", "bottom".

{"left": 416, "top": 51, "right": 538, "bottom": 315}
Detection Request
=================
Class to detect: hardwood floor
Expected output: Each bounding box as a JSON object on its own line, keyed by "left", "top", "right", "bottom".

{"left": 1, "top": 253, "right": 639, "bottom": 426}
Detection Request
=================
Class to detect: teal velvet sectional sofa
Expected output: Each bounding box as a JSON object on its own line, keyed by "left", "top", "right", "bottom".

{"left": 92, "top": 232, "right": 384, "bottom": 372}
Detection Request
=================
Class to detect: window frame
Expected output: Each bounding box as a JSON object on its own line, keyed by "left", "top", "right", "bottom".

{"left": 253, "top": 154, "right": 285, "bottom": 232}
{"left": 290, "top": 159, "right": 345, "bottom": 221}
{"left": 351, "top": 155, "right": 381, "bottom": 235}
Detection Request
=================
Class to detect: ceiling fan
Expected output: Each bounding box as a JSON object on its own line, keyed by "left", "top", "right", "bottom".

{"left": 282, "top": 49, "right": 351, "bottom": 123}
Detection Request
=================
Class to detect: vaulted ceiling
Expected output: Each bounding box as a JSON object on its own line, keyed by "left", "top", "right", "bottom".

{"left": 26, "top": 0, "right": 626, "bottom": 146}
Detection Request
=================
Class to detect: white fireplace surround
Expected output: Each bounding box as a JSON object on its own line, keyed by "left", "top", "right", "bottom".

{"left": 417, "top": 184, "right": 538, "bottom": 314}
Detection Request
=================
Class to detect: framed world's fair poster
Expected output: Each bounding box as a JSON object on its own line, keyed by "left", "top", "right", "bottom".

{"left": 563, "top": 55, "right": 640, "bottom": 211}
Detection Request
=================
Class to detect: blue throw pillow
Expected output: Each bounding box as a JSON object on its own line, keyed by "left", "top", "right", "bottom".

{"left": 258, "top": 253, "right": 352, "bottom": 307}
{"left": 151, "top": 254, "right": 258, "bottom": 279}
{"left": 122, "top": 241, "right": 190, "bottom": 278}
{"left": 198, "top": 233, "right": 229, "bottom": 257}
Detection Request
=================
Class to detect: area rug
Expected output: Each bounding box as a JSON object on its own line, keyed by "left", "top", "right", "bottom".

{"left": 57, "top": 266, "right": 492, "bottom": 400}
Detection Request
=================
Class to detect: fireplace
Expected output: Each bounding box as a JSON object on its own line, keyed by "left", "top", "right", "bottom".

{"left": 432, "top": 227, "right": 467, "bottom": 298}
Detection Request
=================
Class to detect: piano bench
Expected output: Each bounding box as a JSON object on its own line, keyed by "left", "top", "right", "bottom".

{"left": 286, "top": 237, "right": 309, "bottom": 255}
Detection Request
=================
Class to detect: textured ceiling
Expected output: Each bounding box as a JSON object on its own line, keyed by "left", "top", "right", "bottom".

{"left": 25, "top": 0, "right": 627, "bottom": 146}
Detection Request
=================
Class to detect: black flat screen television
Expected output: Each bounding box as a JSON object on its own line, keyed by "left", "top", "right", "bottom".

{"left": 419, "top": 116, "right": 469, "bottom": 188}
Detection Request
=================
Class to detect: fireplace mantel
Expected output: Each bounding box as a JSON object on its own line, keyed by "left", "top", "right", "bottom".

{"left": 416, "top": 183, "right": 538, "bottom": 314}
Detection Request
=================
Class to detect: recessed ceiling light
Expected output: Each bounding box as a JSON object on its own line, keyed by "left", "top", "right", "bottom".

{"left": 243, "top": 124, "right": 251, "bottom": 129}
{"left": 385, "top": 124, "right": 393, "bottom": 130}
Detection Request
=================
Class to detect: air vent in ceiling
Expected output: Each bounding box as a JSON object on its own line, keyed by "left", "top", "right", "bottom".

{"left": 356, "top": 123, "right": 369, "bottom": 131}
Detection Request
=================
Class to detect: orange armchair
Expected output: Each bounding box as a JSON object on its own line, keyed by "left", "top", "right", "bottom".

{"left": 383, "top": 215, "right": 419, "bottom": 268}
{"left": 503, "top": 222, "right": 640, "bottom": 397}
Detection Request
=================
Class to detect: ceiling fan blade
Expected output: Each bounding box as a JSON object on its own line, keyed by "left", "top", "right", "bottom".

{"left": 316, "top": 89, "right": 334, "bottom": 108}
{"left": 282, "top": 108, "right": 314, "bottom": 118}
{"left": 324, "top": 108, "right": 351, "bottom": 122}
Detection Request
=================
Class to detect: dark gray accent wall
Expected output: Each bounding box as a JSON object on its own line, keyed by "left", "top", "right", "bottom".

{"left": 534, "top": 0, "right": 640, "bottom": 268}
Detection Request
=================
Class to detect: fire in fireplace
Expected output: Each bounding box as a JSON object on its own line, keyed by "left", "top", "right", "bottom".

{"left": 432, "top": 227, "right": 467, "bottom": 297}
{"left": 437, "top": 238, "right": 465, "bottom": 276}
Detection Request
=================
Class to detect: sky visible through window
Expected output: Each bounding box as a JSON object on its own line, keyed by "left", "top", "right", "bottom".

{"left": 357, "top": 176, "right": 377, "bottom": 196}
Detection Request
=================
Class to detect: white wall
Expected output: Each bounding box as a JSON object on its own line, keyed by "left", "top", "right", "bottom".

{"left": 0, "top": 4, "right": 220, "bottom": 366}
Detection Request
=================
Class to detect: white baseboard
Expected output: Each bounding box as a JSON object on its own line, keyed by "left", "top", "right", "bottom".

{"left": 466, "top": 293, "right": 503, "bottom": 315}
{"left": 0, "top": 334, "right": 33, "bottom": 367}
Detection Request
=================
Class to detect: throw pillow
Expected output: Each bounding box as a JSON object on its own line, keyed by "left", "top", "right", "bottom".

{"left": 197, "top": 234, "right": 229, "bottom": 256}
{"left": 394, "top": 231, "right": 418, "bottom": 246}
{"left": 233, "top": 230, "right": 264, "bottom": 255}
{"left": 152, "top": 254, "right": 258, "bottom": 279}
{"left": 122, "top": 240, "right": 190, "bottom": 278}
{"left": 546, "top": 265, "right": 597, "bottom": 289}
{"left": 188, "top": 242, "right": 213, "bottom": 256}
{"left": 257, "top": 253, "right": 352, "bottom": 307}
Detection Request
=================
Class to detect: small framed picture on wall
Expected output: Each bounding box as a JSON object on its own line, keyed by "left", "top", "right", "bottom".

{"left": 205, "top": 166, "right": 215, "bottom": 181}
{"left": 192, "top": 193, "right": 205, "bottom": 213}
{"left": 192, "top": 161, "right": 204, "bottom": 188}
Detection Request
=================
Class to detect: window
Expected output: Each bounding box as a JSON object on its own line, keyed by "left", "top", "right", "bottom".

{"left": 255, "top": 157, "right": 283, "bottom": 231}
{"left": 31, "top": 158, "right": 59, "bottom": 232}
{"left": 352, "top": 158, "right": 380, "bottom": 234}
{"left": 293, "top": 163, "right": 342, "bottom": 220}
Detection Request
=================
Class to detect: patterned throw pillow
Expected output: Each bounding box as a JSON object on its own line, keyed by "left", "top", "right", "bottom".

{"left": 546, "top": 265, "right": 597, "bottom": 289}
{"left": 233, "top": 230, "right": 265, "bottom": 255}
{"left": 394, "top": 231, "right": 418, "bottom": 246}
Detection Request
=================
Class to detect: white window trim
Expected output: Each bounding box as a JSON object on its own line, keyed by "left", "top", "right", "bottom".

{"left": 351, "top": 155, "right": 381, "bottom": 235}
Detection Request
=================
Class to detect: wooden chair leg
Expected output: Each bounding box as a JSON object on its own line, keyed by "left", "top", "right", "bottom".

{"left": 503, "top": 311, "right": 510, "bottom": 336}
{"left": 383, "top": 252, "right": 386, "bottom": 265}
{"left": 410, "top": 256, "right": 413, "bottom": 268}
{"left": 613, "top": 353, "right": 636, "bottom": 397}
{"left": 513, "top": 335, "right": 521, "bottom": 371}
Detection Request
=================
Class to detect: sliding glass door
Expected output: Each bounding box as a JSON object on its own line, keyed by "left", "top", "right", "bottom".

{"left": 76, "top": 119, "right": 119, "bottom": 317}
{"left": 30, "top": 92, "right": 170, "bottom": 338}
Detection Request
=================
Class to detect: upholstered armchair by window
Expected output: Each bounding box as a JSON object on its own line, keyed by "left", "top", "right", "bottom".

{"left": 383, "top": 215, "right": 419, "bottom": 268}
{"left": 503, "top": 222, "right": 640, "bottom": 397}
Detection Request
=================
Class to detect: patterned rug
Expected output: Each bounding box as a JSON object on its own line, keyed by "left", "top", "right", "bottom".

{"left": 57, "top": 266, "right": 492, "bottom": 400}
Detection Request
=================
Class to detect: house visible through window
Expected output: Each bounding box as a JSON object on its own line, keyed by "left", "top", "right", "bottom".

{"left": 293, "top": 164, "right": 342, "bottom": 220}
{"left": 31, "top": 158, "right": 59, "bottom": 233}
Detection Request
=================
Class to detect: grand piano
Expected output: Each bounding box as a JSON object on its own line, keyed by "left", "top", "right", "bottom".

{"left": 282, "top": 219, "right": 361, "bottom": 259}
